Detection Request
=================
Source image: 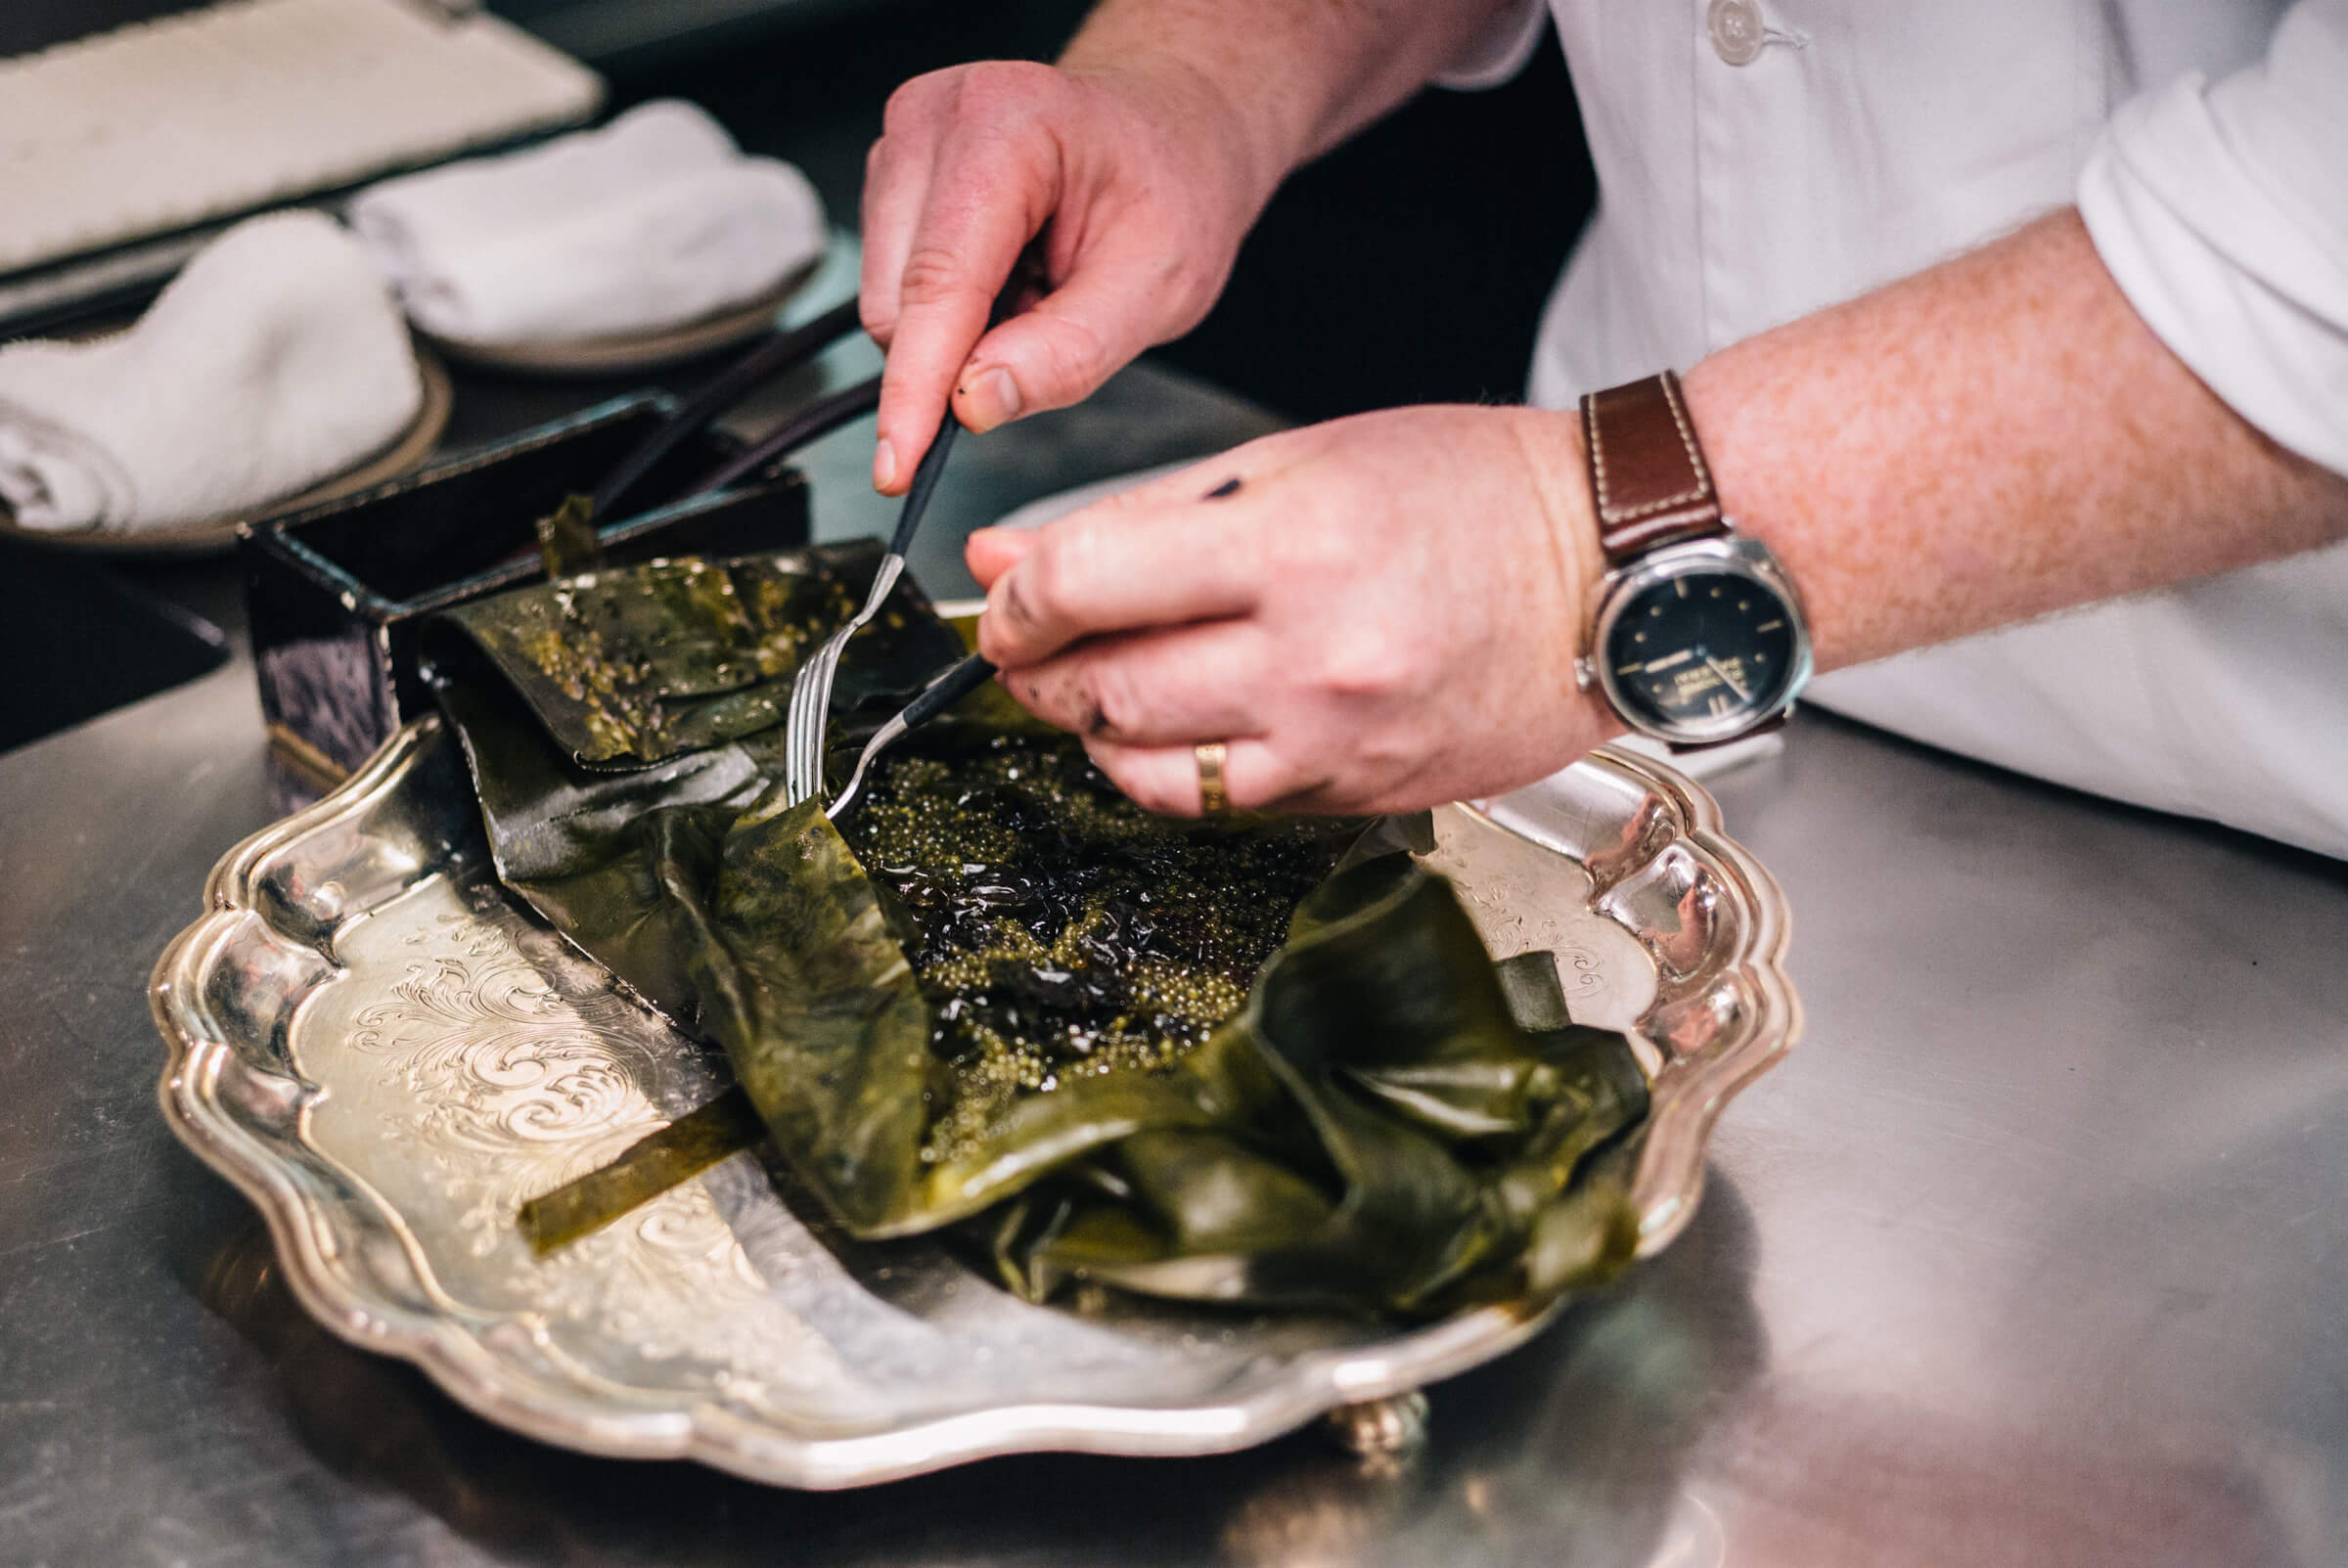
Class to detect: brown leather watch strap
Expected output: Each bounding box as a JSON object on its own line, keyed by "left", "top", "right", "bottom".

{"left": 1579, "top": 371, "right": 1725, "bottom": 564}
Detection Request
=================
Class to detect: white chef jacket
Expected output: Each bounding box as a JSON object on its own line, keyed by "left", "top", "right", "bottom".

{"left": 1444, "top": 0, "right": 2348, "bottom": 859}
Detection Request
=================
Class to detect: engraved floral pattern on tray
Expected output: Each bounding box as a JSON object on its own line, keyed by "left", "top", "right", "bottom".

{"left": 317, "top": 877, "right": 861, "bottom": 1415}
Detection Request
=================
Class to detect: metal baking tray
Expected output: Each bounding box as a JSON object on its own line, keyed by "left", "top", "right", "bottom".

{"left": 151, "top": 716, "right": 1797, "bottom": 1488}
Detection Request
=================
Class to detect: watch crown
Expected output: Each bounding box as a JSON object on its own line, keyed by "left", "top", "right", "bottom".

{"left": 1574, "top": 656, "right": 1596, "bottom": 693}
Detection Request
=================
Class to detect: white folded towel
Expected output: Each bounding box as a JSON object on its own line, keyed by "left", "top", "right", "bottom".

{"left": 349, "top": 100, "right": 827, "bottom": 345}
{"left": 0, "top": 211, "right": 424, "bottom": 533}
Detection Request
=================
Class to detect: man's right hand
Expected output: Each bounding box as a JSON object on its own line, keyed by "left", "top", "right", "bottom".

{"left": 858, "top": 58, "right": 1272, "bottom": 493}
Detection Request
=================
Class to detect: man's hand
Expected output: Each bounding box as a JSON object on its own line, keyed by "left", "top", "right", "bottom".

{"left": 860, "top": 0, "right": 1531, "bottom": 493}
{"left": 860, "top": 59, "right": 1268, "bottom": 492}
{"left": 965, "top": 406, "right": 1620, "bottom": 816}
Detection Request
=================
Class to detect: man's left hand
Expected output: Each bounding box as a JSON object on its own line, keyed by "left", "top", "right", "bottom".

{"left": 966, "top": 404, "right": 1620, "bottom": 816}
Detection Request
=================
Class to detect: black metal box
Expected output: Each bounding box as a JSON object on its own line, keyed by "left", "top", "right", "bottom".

{"left": 243, "top": 392, "right": 809, "bottom": 782}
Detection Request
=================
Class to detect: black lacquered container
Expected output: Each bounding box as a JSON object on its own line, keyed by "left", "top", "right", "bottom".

{"left": 243, "top": 392, "right": 810, "bottom": 783}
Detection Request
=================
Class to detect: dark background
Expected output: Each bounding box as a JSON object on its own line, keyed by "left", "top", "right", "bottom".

{"left": 3, "top": 0, "right": 1595, "bottom": 422}
{"left": 613, "top": 0, "right": 1596, "bottom": 421}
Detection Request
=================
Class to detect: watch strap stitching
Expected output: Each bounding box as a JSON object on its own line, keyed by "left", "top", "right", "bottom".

{"left": 1584, "top": 384, "right": 1710, "bottom": 522}
{"left": 1602, "top": 510, "right": 1719, "bottom": 555}
{"left": 1650, "top": 370, "right": 1713, "bottom": 514}
{"left": 1582, "top": 395, "right": 1611, "bottom": 514}
{"left": 1584, "top": 371, "right": 1713, "bottom": 523}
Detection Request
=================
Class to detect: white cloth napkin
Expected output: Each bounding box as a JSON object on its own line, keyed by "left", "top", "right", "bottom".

{"left": 349, "top": 100, "right": 827, "bottom": 345}
{"left": 0, "top": 211, "right": 423, "bottom": 533}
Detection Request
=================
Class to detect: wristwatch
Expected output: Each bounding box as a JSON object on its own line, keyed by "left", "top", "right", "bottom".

{"left": 1575, "top": 371, "right": 1812, "bottom": 747}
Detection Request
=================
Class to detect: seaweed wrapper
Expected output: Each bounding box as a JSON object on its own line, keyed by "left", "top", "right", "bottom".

{"left": 429, "top": 550, "right": 1649, "bottom": 1318}
{"left": 426, "top": 538, "right": 966, "bottom": 771}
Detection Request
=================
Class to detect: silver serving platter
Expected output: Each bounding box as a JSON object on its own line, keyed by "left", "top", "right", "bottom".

{"left": 152, "top": 716, "right": 1798, "bottom": 1488}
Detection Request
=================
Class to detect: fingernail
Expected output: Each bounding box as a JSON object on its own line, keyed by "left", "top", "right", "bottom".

{"left": 964, "top": 368, "right": 1022, "bottom": 430}
{"left": 873, "top": 437, "right": 897, "bottom": 492}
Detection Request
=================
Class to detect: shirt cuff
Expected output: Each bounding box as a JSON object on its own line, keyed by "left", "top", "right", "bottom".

{"left": 2076, "top": 3, "right": 2348, "bottom": 476}
{"left": 1431, "top": 0, "right": 1548, "bottom": 92}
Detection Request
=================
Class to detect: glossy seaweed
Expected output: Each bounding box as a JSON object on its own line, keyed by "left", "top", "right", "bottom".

{"left": 427, "top": 546, "right": 1650, "bottom": 1318}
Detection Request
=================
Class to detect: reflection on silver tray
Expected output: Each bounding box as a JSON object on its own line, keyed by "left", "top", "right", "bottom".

{"left": 152, "top": 717, "right": 1797, "bottom": 1488}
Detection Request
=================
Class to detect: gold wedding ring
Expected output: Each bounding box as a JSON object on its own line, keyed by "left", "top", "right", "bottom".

{"left": 1194, "top": 741, "right": 1230, "bottom": 817}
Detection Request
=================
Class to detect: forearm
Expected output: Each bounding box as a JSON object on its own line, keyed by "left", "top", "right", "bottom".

{"left": 1678, "top": 209, "right": 2348, "bottom": 673}
{"left": 1059, "top": 0, "right": 1517, "bottom": 203}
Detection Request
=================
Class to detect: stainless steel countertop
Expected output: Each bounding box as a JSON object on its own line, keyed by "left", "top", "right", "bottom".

{"left": 5, "top": 360, "right": 2347, "bottom": 1567}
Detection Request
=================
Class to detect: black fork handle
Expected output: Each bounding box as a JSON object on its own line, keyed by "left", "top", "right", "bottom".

{"left": 886, "top": 413, "right": 962, "bottom": 559}
{"left": 899, "top": 650, "right": 996, "bottom": 733}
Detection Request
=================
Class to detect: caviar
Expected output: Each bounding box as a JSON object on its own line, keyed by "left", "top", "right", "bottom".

{"left": 839, "top": 731, "right": 1352, "bottom": 1163}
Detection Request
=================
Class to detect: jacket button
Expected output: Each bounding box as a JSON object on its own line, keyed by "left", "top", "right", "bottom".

{"left": 1707, "top": 0, "right": 1766, "bottom": 65}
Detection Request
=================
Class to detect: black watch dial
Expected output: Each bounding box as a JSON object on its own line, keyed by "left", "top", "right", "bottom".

{"left": 1603, "top": 570, "right": 1799, "bottom": 735}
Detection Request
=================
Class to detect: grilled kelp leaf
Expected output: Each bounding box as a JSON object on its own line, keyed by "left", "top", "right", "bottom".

{"left": 432, "top": 550, "right": 1650, "bottom": 1318}
{"left": 689, "top": 789, "right": 944, "bottom": 1232}
{"left": 960, "top": 855, "right": 1648, "bottom": 1314}
{"left": 428, "top": 539, "right": 964, "bottom": 770}
{"left": 429, "top": 661, "right": 780, "bottom": 1023}
{"left": 518, "top": 1087, "right": 762, "bottom": 1255}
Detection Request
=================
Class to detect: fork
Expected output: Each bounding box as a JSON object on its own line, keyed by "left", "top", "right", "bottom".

{"left": 781, "top": 413, "right": 963, "bottom": 805}
{"left": 823, "top": 650, "right": 997, "bottom": 820}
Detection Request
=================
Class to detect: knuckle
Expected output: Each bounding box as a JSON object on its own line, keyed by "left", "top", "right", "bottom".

{"left": 1059, "top": 513, "right": 1125, "bottom": 586}
{"left": 1157, "top": 259, "right": 1228, "bottom": 336}
{"left": 1283, "top": 516, "right": 1353, "bottom": 576}
{"left": 974, "top": 605, "right": 1016, "bottom": 664}
{"left": 877, "top": 363, "right": 932, "bottom": 413}
{"left": 897, "top": 245, "right": 969, "bottom": 308}
{"left": 1025, "top": 666, "right": 1082, "bottom": 725}
{"left": 881, "top": 73, "right": 947, "bottom": 134}
{"left": 1315, "top": 632, "right": 1413, "bottom": 700}
{"left": 862, "top": 134, "right": 894, "bottom": 185}
{"left": 1080, "top": 661, "right": 1145, "bottom": 740}
{"left": 1147, "top": 783, "right": 1194, "bottom": 818}
{"left": 1114, "top": 759, "right": 1186, "bottom": 818}
{"left": 1019, "top": 534, "right": 1080, "bottom": 623}
{"left": 992, "top": 563, "right": 1051, "bottom": 646}
{"left": 1249, "top": 744, "right": 1319, "bottom": 814}
{"left": 976, "top": 577, "right": 1037, "bottom": 662}
{"left": 1026, "top": 310, "right": 1112, "bottom": 400}
{"left": 955, "top": 59, "right": 1060, "bottom": 119}
{"left": 1003, "top": 668, "right": 1049, "bottom": 716}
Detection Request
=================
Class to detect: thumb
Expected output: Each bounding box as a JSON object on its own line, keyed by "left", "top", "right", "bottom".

{"left": 951, "top": 243, "right": 1208, "bottom": 430}
{"left": 965, "top": 524, "right": 1040, "bottom": 588}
